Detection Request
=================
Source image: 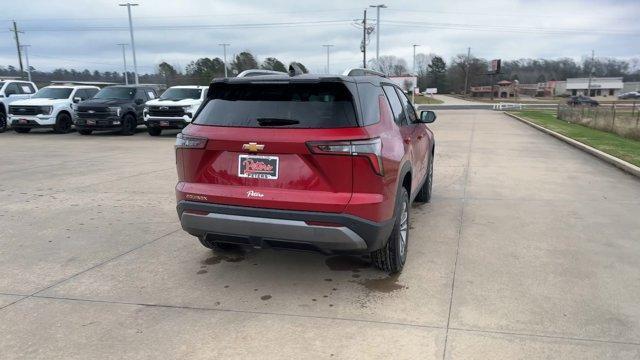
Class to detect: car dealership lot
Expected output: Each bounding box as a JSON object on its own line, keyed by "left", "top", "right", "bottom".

{"left": 1, "top": 111, "right": 640, "bottom": 359}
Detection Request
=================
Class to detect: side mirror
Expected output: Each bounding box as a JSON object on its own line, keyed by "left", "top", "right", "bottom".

{"left": 135, "top": 98, "right": 144, "bottom": 105}
{"left": 73, "top": 97, "right": 82, "bottom": 103}
{"left": 420, "top": 110, "right": 436, "bottom": 123}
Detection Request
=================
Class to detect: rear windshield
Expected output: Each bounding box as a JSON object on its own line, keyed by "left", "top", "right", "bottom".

{"left": 195, "top": 82, "right": 357, "bottom": 128}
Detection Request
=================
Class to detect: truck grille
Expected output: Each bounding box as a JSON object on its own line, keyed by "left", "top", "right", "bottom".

{"left": 148, "top": 106, "right": 184, "bottom": 117}
{"left": 9, "top": 105, "right": 41, "bottom": 116}
{"left": 76, "top": 107, "right": 110, "bottom": 119}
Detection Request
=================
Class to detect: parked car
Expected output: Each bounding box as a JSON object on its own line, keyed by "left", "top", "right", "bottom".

{"left": 567, "top": 95, "right": 599, "bottom": 107}
{"left": 8, "top": 85, "right": 99, "bottom": 134}
{"left": 618, "top": 91, "right": 640, "bottom": 100}
{"left": 0, "top": 79, "right": 38, "bottom": 132}
{"left": 143, "top": 85, "right": 208, "bottom": 136}
{"left": 74, "top": 85, "right": 157, "bottom": 135}
{"left": 174, "top": 68, "right": 436, "bottom": 273}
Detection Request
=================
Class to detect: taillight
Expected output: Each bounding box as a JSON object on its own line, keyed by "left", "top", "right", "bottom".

{"left": 175, "top": 133, "right": 207, "bottom": 149}
{"left": 307, "top": 138, "right": 384, "bottom": 176}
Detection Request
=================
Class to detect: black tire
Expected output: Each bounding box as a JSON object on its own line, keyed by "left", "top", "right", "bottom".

{"left": 14, "top": 127, "right": 31, "bottom": 133}
{"left": 371, "top": 187, "right": 409, "bottom": 273}
{"left": 415, "top": 153, "right": 434, "bottom": 203}
{"left": 0, "top": 112, "right": 7, "bottom": 133}
{"left": 198, "top": 236, "right": 240, "bottom": 251}
{"left": 147, "top": 127, "right": 162, "bottom": 136}
{"left": 78, "top": 129, "right": 93, "bottom": 135}
{"left": 53, "top": 112, "right": 73, "bottom": 134}
{"left": 120, "top": 114, "right": 136, "bottom": 135}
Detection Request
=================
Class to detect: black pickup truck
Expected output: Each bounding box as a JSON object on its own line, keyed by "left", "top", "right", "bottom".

{"left": 74, "top": 85, "right": 158, "bottom": 135}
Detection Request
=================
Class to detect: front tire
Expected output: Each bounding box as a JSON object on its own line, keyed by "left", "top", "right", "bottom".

{"left": 53, "top": 112, "right": 73, "bottom": 134}
{"left": 14, "top": 127, "right": 31, "bottom": 133}
{"left": 147, "top": 127, "right": 162, "bottom": 136}
{"left": 371, "top": 187, "right": 409, "bottom": 273}
{"left": 415, "top": 154, "right": 434, "bottom": 203}
{"left": 0, "top": 112, "right": 7, "bottom": 133}
{"left": 120, "top": 114, "right": 136, "bottom": 135}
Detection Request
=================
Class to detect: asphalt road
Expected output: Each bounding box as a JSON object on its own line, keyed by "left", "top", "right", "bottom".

{"left": 1, "top": 111, "right": 639, "bottom": 359}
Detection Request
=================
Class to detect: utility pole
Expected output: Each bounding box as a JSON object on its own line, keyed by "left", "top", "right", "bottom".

{"left": 218, "top": 43, "right": 230, "bottom": 77}
{"left": 587, "top": 49, "right": 595, "bottom": 97}
{"left": 362, "top": 9, "right": 367, "bottom": 68}
{"left": 10, "top": 21, "right": 24, "bottom": 78}
{"left": 369, "top": 4, "right": 387, "bottom": 66}
{"left": 322, "top": 45, "right": 333, "bottom": 74}
{"left": 117, "top": 43, "right": 129, "bottom": 85}
{"left": 20, "top": 45, "right": 31, "bottom": 82}
{"left": 412, "top": 44, "right": 420, "bottom": 74}
{"left": 119, "top": 3, "right": 139, "bottom": 84}
{"left": 463, "top": 47, "right": 471, "bottom": 96}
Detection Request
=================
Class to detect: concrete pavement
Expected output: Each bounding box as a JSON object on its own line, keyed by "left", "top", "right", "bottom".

{"left": 0, "top": 112, "right": 639, "bottom": 359}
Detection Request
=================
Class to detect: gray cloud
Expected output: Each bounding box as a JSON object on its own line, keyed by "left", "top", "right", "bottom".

{"left": 2, "top": 0, "right": 638, "bottom": 74}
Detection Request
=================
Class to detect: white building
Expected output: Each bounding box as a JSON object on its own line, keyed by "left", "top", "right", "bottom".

{"left": 565, "top": 77, "right": 623, "bottom": 97}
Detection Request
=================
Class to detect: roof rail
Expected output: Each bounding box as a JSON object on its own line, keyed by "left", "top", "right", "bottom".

{"left": 342, "top": 68, "right": 387, "bottom": 78}
{"left": 237, "top": 69, "right": 287, "bottom": 78}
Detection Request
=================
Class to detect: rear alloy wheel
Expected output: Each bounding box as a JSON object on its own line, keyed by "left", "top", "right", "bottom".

{"left": 415, "top": 154, "right": 434, "bottom": 203}
{"left": 371, "top": 187, "right": 409, "bottom": 273}
{"left": 120, "top": 114, "right": 137, "bottom": 135}
{"left": 0, "top": 112, "right": 7, "bottom": 133}
{"left": 198, "top": 236, "right": 240, "bottom": 251}
{"left": 147, "top": 127, "right": 162, "bottom": 136}
{"left": 78, "top": 129, "right": 93, "bottom": 135}
{"left": 53, "top": 112, "right": 73, "bottom": 134}
{"left": 14, "top": 127, "right": 31, "bottom": 133}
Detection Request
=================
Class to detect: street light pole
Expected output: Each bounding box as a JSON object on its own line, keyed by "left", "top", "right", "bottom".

{"left": 464, "top": 47, "right": 471, "bottom": 96}
{"left": 117, "top": 43, "right": 129, "bottom": 85}
{"left": 119, "top": 3, "right": 139, "bottom": 84}
{"left": 20, "top": 45, "right": 31, "bottom": 82}
{"left": 369, "top": 4, "right": 386, "bottom": 66}
{"left": 322, "top": 45, "right": 333, "bottom": 74}
{"left": 412, "top": 44, "right": 420, "bottom": 74}
{"left": 219, "top": 43, "right": 230, "bottom": 77}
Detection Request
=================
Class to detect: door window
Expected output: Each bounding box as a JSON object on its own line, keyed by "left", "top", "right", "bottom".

{"left": 382, "top": 85, "right": 406, "bottom": 126}
{"left": 19, "top": 83, "right": 35, "bottom": 94}
{"left": 5, "top": 83, "right": 20, "bottom": 96}
{"left": 395, "top": 87, "right": 418, "bottom": 123}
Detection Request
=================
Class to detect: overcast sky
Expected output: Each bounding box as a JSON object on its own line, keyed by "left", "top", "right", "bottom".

{"left": 2, "top": 0, "right": 639, "bottom": 74}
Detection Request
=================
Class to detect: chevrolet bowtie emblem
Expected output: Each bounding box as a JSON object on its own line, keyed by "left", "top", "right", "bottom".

{"left": 242, "top": 142, "right": 265, "bottom": 152}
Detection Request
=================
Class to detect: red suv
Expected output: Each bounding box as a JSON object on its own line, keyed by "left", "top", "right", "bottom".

{"left": 175, "top": 68, "right": 436, "bottom": 273}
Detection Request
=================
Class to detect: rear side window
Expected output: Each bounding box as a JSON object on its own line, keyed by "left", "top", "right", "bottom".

{"left": 357, "top": 83, "right": 384, "bottom": 126}
{"left": 382, "top": 85, "right": 406, "bottom": 125}
{"left": 195, "top": 82, "right": 357, "bottom": 128}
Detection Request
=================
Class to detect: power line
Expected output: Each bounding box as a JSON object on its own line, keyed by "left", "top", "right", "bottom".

{"left": 19, "top": 19, "right": 355, "bottom": 32}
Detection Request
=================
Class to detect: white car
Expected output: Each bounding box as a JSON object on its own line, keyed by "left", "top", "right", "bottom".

{"left": 8, "top": 85, "right": 99, "bottom": 134}
{"left": 143, "top": 85, "right": 208, "bottom": 136}
{"left": 0, "top": 79, "right": 38, "bottom": 132}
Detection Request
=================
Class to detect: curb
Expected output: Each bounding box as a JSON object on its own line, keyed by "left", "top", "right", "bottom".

{"left": 505, "top": 112, "right": 640, "bottom": 179}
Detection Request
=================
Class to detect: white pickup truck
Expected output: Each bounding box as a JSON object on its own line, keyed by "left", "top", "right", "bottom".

{"left": 8, "top": 85, "right": 99, "bottom": 133}
{"left": 0, "top": 79, "right": 38, "bottom": 132}
{"left": 143, "top": 85, "right": 208, "bottom": 136}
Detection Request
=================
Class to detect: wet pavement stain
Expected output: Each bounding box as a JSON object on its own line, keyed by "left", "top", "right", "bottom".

{"left": 360, "top": 273, "right": 406, "bottom": 293}
{"left": 324, "top": 278, "right": 332, "bottom": 282}
{"left": 201, "top": 249, "right": 246, "bottom": 265}
{"left": 352, "top": 274, "right": 361, "bottom": 278}
{"left": 260, "top": 295, "right": 272, "bottom": 301}
{"left": 196, "top": 270, "right": 207, "bottom": 275}
{"left": 325, "top": 255, "right": 370, "bottom": 271}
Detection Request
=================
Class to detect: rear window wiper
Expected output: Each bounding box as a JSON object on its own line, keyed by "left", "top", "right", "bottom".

{"left": 256, "top": 118, "right": 300, "bottom": 126}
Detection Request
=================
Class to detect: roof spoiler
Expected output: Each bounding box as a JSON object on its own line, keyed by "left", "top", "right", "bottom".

{"left": 236, "top": 69, "right": 287, "bottom": 78}
{"left": 342, "top": 68, "right": 387, "bottom": 78}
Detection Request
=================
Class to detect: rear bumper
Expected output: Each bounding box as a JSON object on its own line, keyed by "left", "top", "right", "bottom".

{"left": 177, "top": 200, "right": 394, "bottom": 254}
